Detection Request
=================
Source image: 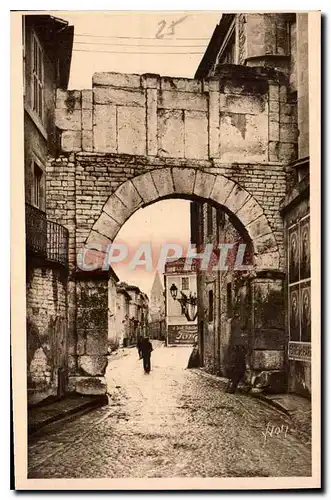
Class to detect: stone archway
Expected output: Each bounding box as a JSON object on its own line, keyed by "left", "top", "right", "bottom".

{"left": 85, "top": 168, "right": 280, "bottom": 271}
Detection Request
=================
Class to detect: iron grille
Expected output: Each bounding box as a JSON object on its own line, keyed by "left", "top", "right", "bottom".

{"left": 25, "top": 203, "right": 69, "bottom": 266}
{"left": 46, "top": 219, "right": 69, "bottom": 267}
{"left": 25, "top": 203, "right": 47, "bottom": 257}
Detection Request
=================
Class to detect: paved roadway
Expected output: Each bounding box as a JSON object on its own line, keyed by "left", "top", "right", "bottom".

{"left": 28, "top": 342, "right": 311, "bottom": 478}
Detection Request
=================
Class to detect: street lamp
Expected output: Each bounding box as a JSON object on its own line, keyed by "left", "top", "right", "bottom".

{"left": 169, "top": 283, "right": 197, "bottom": 322}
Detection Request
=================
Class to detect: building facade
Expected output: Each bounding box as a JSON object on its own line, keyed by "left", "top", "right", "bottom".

{"left": 115, "top": 283, "right": 131, "bottom": 349}
{"left": 164, "top": 259, "right": 198, "bottom": 345}
{"left": 24, "top": 15, "right": 74, "bottom": 404}
{"left": 193, "top": 13, "right": 311, "bottom": 396}
{"left": 149, "top": 272, "right": 166, "bottom": 340}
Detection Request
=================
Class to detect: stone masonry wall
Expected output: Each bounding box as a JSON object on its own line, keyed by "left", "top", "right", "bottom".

{"left": 26, "top": 264, "right": 67, "bottom": 404}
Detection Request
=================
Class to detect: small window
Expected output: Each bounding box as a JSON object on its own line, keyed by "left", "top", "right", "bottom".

{"left": 207, "top": 205, "right": 213, "bottom": 236}
{"left": 208, "top": 289, "right": 214, "bottom": 322}
{"left": 219, "top": 31, "right": 236, "bottom": 65}
{"left": 31, "top": 31, "right": 44, "bottom": 123}
{"left": 33, "top": 162, "right": 43, "bottom": 209}
{"left": 227, "top": 282, "right": 232, "bottom": 318}
{"left": 182, "top": 277, "right": 189, "bottom": 291}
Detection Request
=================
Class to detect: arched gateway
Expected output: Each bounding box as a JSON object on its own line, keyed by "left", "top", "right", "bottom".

{"left": 50, "top": 69, "right": 288, "bottom": 395}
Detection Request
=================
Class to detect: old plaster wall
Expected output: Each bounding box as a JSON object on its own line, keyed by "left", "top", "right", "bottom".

{"left": 26, "top": 263, "right": 67, "bottom": 404}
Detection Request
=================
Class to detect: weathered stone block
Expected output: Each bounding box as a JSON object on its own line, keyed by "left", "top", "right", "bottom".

{"left": 268, "top": 84, "right": 279, "bottom": 101}
{"left": 160, "top": 77, "right": 202, "bottom": 93}
{"left": 146, "top": 88, "right": 158, "bottom": 156}
{"left": 141, "top": 74, "right": 160, "bottom": 89}
{"left": 92, "top": 211, "right": 121, "bottom": 240}
{"left": 279, "top": 123, "right": 298, "bottom": 143}
{"left": 82, "top": 110, "right": 92, "bottom": 130}
{"left": 158, "top": 90, "right": 207, "bottom": 112}
{"left": 246, "top": 214, "right": 272, "bottom": 240}
{"left": 82, "top": 89, "right": 93, "bottom": 109}
{"left": 172, "top": 167, "right": 196, "bottom": 195}
{"left": 93, "top": 104, "right": 117, "bottom": 153}
{"left": 56, "top": 89, "right": 81, "bottom": 109}
{"left": 220, "top": 93, "right": 267, "bottom": 115}
{"left": 117, "top": 106, "right": 146, "bottom": 156}
{"left": 269, "top": 121, "right": 280, "bottom": 141}
{"left": 184, "top": 110, "right": 208, "bottom": 160}
{"left": 151, "top": 168, "right": 174, "bottom": 198}
{"left": 115, "top": 180, "right": 142, "bottom": 212}
{"left": 94, "top": 87, "right": 145, "bottom": 107}
{"left": 132, "top": 172, "right": 159, "bottom": 204}
{"left": 55, "top": 108, "right": 81, "bottom": 131}
{"left": 103, "top": 194, "right": 131, "bottom": 225}
{"left": 224, "top": 185, "right": 251, "bottom": 215}
{"left": 220, "top": 113, "right": 268, "bottom": 163}
{"left": 93, "top": 72, "right": 141, "bottom": 88}
{"left": 158, "top": 109, "right": 184, "bottom": 158}
{"left": 253, "top": 232, "right": 278, "bottom": 254}
{"left": 193, "top": 170, "right": 216, "bottom": 199}
{"left": 61, "top": 130, "right": 81, "bottom": 152}
{"left": 210, "top": 175, "right": 236, "bottom": 206}
{"left": 69, "top": 375, "right": 107, "bottom": 395}
{"left": 82, "top": 130, "right": 93, "bottom": 152}
{"left": 235, "top": 196, "right": 264, "bottom": 227}
{"left": 86, "top": 230, "right": 112, "bottom": 249}
{"left": 252, "top": 350, "right": 284, "bottom": 370}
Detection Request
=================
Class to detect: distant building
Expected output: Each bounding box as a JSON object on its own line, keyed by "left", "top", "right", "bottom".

{"left": 115, "top": 283, "right": 131, "bottom": 349}
{"left": 164, "top": 258, "right": 198, "bottom": 345}
{"left": 150, "top": 271, "right": 165, "bottom": 322}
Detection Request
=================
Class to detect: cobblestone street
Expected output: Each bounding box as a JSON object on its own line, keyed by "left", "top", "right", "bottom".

{"left": 28, "top": 343, "right": 311, "bottom": 478}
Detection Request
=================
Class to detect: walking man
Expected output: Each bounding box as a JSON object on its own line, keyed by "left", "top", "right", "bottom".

{"left": 137, "top": 336, "right": 143, "bottom": 359}
{"left": 141, "top": 337, "right": 153, "bottom": 373}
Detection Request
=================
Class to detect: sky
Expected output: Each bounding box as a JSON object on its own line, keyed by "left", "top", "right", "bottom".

{"left": 49, "top": 11, "right": 221, "bottom": 88}
{"left": 49, "top": 11, "right": 222, "bottom": 296}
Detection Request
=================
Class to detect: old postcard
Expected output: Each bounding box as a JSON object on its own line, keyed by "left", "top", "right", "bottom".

{"left": 11, "top": 10, "right": 321, "bottom": 490}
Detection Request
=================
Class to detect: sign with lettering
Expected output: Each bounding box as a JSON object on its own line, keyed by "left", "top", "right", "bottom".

{"left": 167, "top": 324, "right": 198, "bottom": 345}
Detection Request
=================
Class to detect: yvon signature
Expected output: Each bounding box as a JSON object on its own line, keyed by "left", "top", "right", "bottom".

{"left": 262, "top": 422, "right": 289, "bottom": 448}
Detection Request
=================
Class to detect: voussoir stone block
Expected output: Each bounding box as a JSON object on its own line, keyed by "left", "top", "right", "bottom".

{"left": 151, "top": 168, "right": 174, "bottom": 198}
{"left": 86, "top": 230, "right": 112, "bottom": 250}
{"left": 92, "top": 211, "right": 121, "bottom": 240}
{"left": 115, "top": 180, "right": 142, "bottom": 212}
{"left": 172, "top": 167, "right": 196, "bottom": 195}
{"left": 253, "top": 232, "right": 278, "bottom": 254}
{"left": 210, "top": 175, "right": 236, "bottom": 206}
{"left": 103, "top": 194, "right": 132, "bottom": 225}
{"left": 132, "top": 172, "right": 159, "bottom": 205}
{"left": 246, "top": 214, "right": 272, "bottom": 240}
{"left": 224, "top": 185, "right": 251, "bottom": 215}
{"left": 193, "top": 170, "right": 216, "bottom": 199}
{"left": 235, "top": 196, "right": 264, "bottom": 227}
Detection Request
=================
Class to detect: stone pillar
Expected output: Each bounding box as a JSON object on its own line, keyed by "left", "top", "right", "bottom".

{"left": 249, "top": 270, "right": 286, "bottom": 393}
{"left": 207, "top": 79, "right": 220, "bottom": 159}
{"left": 142, "top": 74, "right": 160, "bottom": 157}
{"left": 68, "top": 270, "right": 109, "bottom": 395}
{"left": 297, "top": 13, "right": 309, "bottom": 159}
